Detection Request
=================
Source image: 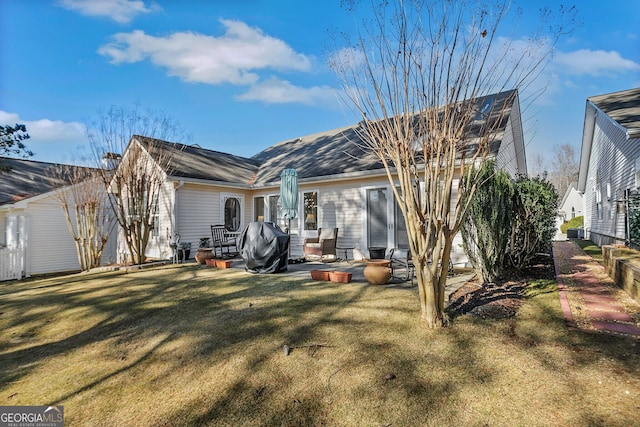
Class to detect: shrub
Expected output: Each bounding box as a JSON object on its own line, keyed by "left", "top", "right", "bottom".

{"left": 508, "top": 174, "right": 559, "bottom": 269}
{"left": 560, "top": 215, "right": 584, "bottom": 234}
{"left": 461, "top": 160, "right": 514, "bottom": 283}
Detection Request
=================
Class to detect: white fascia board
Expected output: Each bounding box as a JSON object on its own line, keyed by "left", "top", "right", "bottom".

{"left": 577, "top": 101, "right": 597, "bottom": 193}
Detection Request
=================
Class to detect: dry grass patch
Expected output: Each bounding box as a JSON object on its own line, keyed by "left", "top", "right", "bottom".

{"left": 1, "top": 264, "right": 640, "bottom": 426}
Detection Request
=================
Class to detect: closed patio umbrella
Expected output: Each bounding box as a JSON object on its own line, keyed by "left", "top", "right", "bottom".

{"left": 280, "top": 168, "right": 298, "bottom": 259}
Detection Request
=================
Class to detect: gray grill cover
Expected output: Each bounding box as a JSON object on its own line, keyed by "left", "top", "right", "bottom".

{"left": 238, "top": 222, "right": 289, "bottom": 273}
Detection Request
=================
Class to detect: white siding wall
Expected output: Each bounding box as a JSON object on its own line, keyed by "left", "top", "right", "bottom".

{"left": 143, "top": 180, "right": 176, "bottom": 260}
{"left": 24, "top": 196, "right": 81, "bottom": 275}
{"left": 495, "top": 118, "right": 519, "bottom": 177}
{"left": 559, "top": 187, "right": 584, "bottom": 220}
{"left": 584, "top": 111, "right": 638, "bottom": 246}
{"left": 173, "top": 183, "right": 252, "bottom": 259}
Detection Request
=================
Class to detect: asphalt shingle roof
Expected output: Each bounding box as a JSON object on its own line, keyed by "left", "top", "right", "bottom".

{"left": 0, "top": 157, "right": 93, "bottom": 206}
{"left": 588, "top": 87, "right": 640, "bottom": 134}
{"left": 135, "top": 136, "right": 261, "bottom": 185}
{"left": 250, "top": 89, "right": 517, "bottom": 185}
{"left": 2, "top": 89, "right": 520, "bottom": 204}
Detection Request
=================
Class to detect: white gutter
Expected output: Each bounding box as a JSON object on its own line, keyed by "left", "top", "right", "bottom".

{"left": 168, "top": 176, "right": 252, "bottom": 189}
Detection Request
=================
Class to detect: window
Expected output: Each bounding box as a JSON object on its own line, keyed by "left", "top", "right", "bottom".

{"left": 150, "top": 193, "right": 159, "bottom": 237}
{"left": 571, "top": 207, "right": 575, "bottom": 218}
{"left": 268, "top": 195, "right": 280, "bottom": 225}
{"left": 224, "top": 197, "right": 241, "bottom": 231}
{"left": 595, "top": 173, "right": 602, "bottom": 220}
{"left": 254, "top": 197, "right": 265, "bottom": 221}
{"left": 303, "top": 191, "right": 318, "bottom": 230}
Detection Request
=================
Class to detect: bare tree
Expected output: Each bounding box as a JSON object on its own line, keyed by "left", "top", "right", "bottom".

{"left": 86, "top": 105, "right": 190, "bottom": 265}
{"left": 527, "top": 151, "right": 546, "bottom": 178}
{"left": 547, "top": 143, "right": 579, "bottom": 199}
{"left": 332, "top": 0, "right": 573, "bottom": 327}
{"left": 49, "top": 165, "right": 113, "bottom": 271}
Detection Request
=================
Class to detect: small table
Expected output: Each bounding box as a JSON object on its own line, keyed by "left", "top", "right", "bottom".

{"left": 336, "top": 246, "right": 355, "bottom": 262}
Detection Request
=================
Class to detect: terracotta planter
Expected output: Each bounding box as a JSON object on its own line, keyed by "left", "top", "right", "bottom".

{"left": 329, "top": 271, "right": 352, "bottom": 283}
{"left": 363, "top": 259, "right": 391, "bottom": 285}
{"left": 195, "top": 248, "right": 214, "bottom": 264}
{"left": 215, "top": 259, "right": 232, "bottom": 269}
{"left": 310, "top": 270, "right": 333, "bottom": 281}
{"left": 205, "top": 258, "right": 217, "bottom": 267}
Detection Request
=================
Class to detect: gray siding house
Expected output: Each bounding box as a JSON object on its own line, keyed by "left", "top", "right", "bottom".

{"left": 577, "top": 87, "right": 640, "bottom": 247}
{"left": 127, "top": 89, "right": 527, "bottom": 265}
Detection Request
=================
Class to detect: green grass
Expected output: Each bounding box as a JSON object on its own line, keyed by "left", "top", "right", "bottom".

{"left": 572, "top": 239, "right": 604, "bottom": 265}
{"left": 1, "top": 265, "right": 640, "bottom": 426}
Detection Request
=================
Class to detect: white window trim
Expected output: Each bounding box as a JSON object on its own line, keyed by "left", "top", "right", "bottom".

{"left": 220, "top": 192, "right": 244, "bottom": 232}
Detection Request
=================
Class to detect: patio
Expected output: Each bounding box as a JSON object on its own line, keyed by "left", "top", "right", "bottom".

{"left": 217, "top": 256, "right": 474, "bottom": 302}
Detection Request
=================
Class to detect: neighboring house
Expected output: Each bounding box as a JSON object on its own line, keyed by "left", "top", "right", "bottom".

{"left": 556, "top": 183, "right": 584, "bottom": 239}
{"left": 558, "top": 183, "right": 583, "bottom": 223}
{"left": 577, "top": 87, "right": 640, "bottom": 247}
{"left": 125, "top": 89, "right": 527, "bottom": 266}
{"left": 0, "top": 157, "right": 117, "bottom": 280}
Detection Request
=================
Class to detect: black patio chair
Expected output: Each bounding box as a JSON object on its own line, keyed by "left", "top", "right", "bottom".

{"left": 211, "top": 225, "right": 238, "bottom": 258}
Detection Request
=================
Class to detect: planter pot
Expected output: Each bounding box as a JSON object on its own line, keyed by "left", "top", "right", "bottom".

{"left": 368, "top": 247, "right": 387, "bottom": 259}
{"left": 215, "top": 260, "right": 232, "bottom": 269}
{"left": 329, "top": 271, "right": 352, "bottom": 283}
{"left": 195, "top": 248, "right": 214, "bottom": 264}
{"left": 177, "top": 249, "right": 190, "bottom": 262}
{"left": 363, "top": 259, "right": 391, "bottom": 285}
{"left": 205, "top": 258, "right": 217, "bottom": 267}
{"left": 310, "top": 270, "right": 333, "bottom": 281}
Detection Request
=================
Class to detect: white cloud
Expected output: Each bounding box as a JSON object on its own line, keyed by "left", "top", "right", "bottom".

{"left": 0, "top": 111, "right": 85, "bottom": 143}
{"left": 553, "top": 49, "right": 640, "bottom": 76}
{"left": 236, "top": 77, "right": 336, "bottom": 105}
{"left": 58, "top": 0, "right": 159, "bottom": 24}
{"left": 98, "top": 20, "right": 312, "bottom": 85}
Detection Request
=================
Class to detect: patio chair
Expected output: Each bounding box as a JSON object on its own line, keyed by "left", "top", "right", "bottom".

{"left": 388, "top": 248, "right": 454, "bottom": 283}
{"left": 210, "top": 225, "right": 238, "bottom": 258}
{"left": 303, "top": 227, "right": 338, "bottom": 260}
{"left": 389, "top": 248, "right": 415, "bottom": 282}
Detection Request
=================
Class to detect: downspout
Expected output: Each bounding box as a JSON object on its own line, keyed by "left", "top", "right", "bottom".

{"left": 172, "top": 179, "right": 184, "bottom": 240}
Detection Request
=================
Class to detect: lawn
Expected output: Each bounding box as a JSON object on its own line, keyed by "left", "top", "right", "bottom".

{"left": 573, "top": 238, "right": 604, "bottom": 265}
{"left": 1, "top": 264, "right": 640, "bottom": 426}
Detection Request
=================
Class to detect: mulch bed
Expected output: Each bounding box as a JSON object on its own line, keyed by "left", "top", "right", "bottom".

{"left": 447, "top": 255, "right": 556, "bottom": 320}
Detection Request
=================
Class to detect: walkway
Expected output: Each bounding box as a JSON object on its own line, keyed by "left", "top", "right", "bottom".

{"left": 553, "top": 240, "right": 640, "bottom": 338}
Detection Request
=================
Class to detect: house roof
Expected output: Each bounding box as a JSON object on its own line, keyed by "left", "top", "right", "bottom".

{"left": 135, "top": 136, "right": 261, "bottom": 185}
{"left": 588, "top": 87, "right": 640, "bottom": 138}
{"left": 0, "top": 157, "right": 93, "bottom": 206}
{"left": 133, "top": 89, "right": 520, "bottom": 187}
{"left": 578, "top": 87, "right": 640, "bottom": 192}
{"left": 250, "top": 124, "right": 384, "bottom": 184}
{"left": 251, "top": 89, "right": 518, "bottom": 185}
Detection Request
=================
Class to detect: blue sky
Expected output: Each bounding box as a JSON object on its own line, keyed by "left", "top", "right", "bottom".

{"left": 1, "top": 0, "right": 638, "bottom": 170}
